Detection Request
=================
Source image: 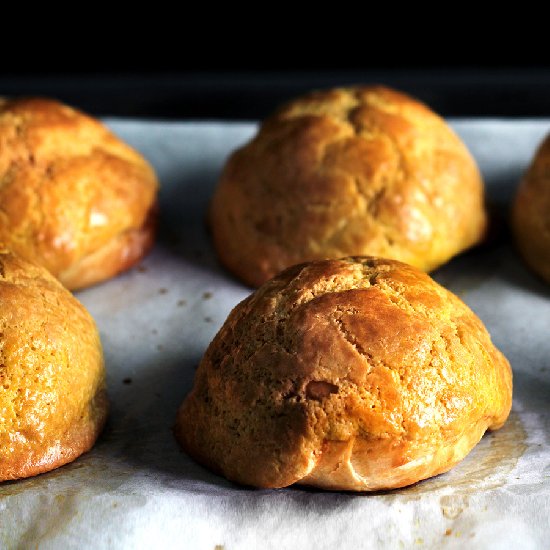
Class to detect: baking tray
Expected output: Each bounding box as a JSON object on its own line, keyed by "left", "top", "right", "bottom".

{"left": 0, "top": 120, "right": 549, "bottom": 549}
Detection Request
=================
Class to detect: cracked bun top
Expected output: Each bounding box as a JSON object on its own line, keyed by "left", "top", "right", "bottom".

{"left": 175, "top": 257, "right": 512, "bottom": 491}
{"left": 0, "top": 249, "right": 107, "bottom": 481}
{"left": 0, "top": 97, "right": 158, "bottom": 290}
{"left": 512, "top": 133, "right": 550, "bottom": 283}
{"left": 210, "top": 86, "right": 487, "bottom": 287}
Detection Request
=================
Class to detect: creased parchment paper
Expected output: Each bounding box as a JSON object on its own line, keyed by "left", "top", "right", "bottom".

{"left": 0, "top": 120, "right": 549, "bottom": 550}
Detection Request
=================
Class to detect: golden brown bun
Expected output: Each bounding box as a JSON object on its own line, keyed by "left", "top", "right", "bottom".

{"left": 0, "top": 249, "right": 107, "bottom": 481}
{"left": 210, "top": 86, "right": 487, "bottom": 287}
{"left": 175, "top": 257, "right": 512, "bottom": 491}
{"left": 0, "top": 97, "right": 158, "bottom": 290}
{"left": 512, "top": 133, "right": 550, "bottom": 283}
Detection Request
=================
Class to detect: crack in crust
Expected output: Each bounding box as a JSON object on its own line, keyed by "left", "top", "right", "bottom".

{"left": 333, "top": 310, "right": 374, "bottom": 364}
{"left": 176, "top": 257, "right": 512, "bottom": 491}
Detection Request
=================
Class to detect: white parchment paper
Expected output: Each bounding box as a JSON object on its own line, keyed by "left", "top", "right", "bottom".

{"left": 0, "top": 120, "right": 549, "bottom": 550}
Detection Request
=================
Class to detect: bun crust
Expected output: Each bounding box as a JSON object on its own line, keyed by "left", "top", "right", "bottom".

{"left": 0, "top": 249, "right": 107, "bottom": 480}
{"left": 0, "top": 98, "right": 158, "bottom": 289}
{"left": 210, "top": 86, "right": 487, "bottom": 287}
{"left": 513, "top": 133, "right": 550, "bottom": 283}
{"left": 176, "top": 257, "right": 512, "bottom": 491}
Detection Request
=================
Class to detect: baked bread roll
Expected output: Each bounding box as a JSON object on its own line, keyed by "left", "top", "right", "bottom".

{"left": 512, "top": 133, "right": 550, "bottom": 283}
{"left": 0, "top": 249, "right": 107, "bottom": 481}
{"left": 210, "top": 86, "right": 487, "bottom": 287}
{"left": 175, "top": 257, "right": 512, "bottom": 491}
{"left": 0, "top": 97, "right": 158, "bottom": 290}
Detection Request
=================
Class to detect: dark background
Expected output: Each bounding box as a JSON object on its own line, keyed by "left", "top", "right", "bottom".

{"left": 1, "top": 29, "right": 549, "bottom": 119}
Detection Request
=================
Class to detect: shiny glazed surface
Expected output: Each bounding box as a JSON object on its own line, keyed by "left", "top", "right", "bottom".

{"left": 0, "top": 98, "right": 158, "bottom": 289}
{"left": 0, "top": 250, "right": 107, "bottom": 480}
{"left": 211, "top": 86, "right": 487, "bottom": 287}
{"left": 513, "top": 133, "right": 550, "bottom": 284}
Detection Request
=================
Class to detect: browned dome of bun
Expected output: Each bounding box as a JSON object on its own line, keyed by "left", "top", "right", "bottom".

{"left": 0, "top": 249, "right": 107, "bottom": 481}
{"left": 0, "top": 97, "right": 158, "bottom": 290}
{"left": 512, "top": 133, "right": 550, "bottom": 283}
{"left": 175, "top": 257, "right": 512, "bottom": 491}
{"left": 210, "top": 86, "right": 487, "bottom": 287}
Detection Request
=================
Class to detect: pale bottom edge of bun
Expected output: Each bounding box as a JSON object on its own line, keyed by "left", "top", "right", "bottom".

{"left": 0, "top": 389, "right": 109, "bottom": 482}
{"left": 59, "top": 203, "right": 158, "bottom": 291}
{"left": 298, "top": 418, "right": 494, "bottom": 492}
